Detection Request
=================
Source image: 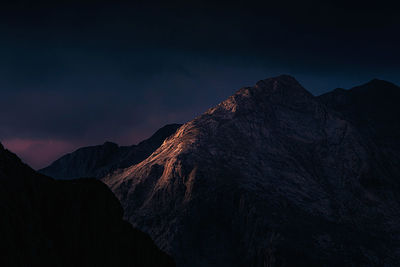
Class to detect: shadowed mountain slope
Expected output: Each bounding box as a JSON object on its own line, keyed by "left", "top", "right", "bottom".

{"left": 318, "top": 79, "right": 400, "bottom": 160}
{"left": 104, "top": 75, "right": 400, "bottom": 267}
{"left": 39, "top": 124, "right": 181, "bottom": 179}
{"left": 318, "top": 79, "right": 400, "bottom": 147}
{"left": 0, "top": 142, "right": 175, "bottom": 267}
{"left": 318, "top": 79, "right": 400, "bottom": 191}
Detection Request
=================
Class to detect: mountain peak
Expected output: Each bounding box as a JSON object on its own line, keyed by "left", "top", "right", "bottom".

{"left": 255, "top": 74, "right": 299, "bottom": 87}
{"left": 368, "top": 78, "right": 394, "bottom": 85}
{"left": 147, "top": 124, "right": 183, "bottom": 139}
{"left": 103, "top": 141, "right": 118, "bottom": 147}
{"left": 249, "top": 74, "right": 312, "bottom": 99}
{"left": 353, "top": 78, "right": 399, "bottom": 92}
{"left": 208, "top": 75, "right": 314, "bottom": 116}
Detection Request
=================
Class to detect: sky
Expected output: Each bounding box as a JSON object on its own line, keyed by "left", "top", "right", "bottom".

{"left": 0, "top": 0, "right": 399, "bottom": 169}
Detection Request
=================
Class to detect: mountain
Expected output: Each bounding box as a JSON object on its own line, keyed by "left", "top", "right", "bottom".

{"left": 103, "top": 75, "right": 400, "bottom": 266}
{"left": 318, "top": 78, "right": 400, "bottom": 150}
{"left": 0, "top": 142, "right": 175, "bottom": 267}
{"left": 39, "top": 124, "right": 182, "bottom": 179}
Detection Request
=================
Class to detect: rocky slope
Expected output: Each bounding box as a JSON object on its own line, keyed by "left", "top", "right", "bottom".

{"left": 104, "top": 75, "right": 400, "bottom": 266}
{"left": 39, "top": 124, "right": 181, "bottom": 179}
{"left": 0, "top": 142, "right": 175, "bottom": 267}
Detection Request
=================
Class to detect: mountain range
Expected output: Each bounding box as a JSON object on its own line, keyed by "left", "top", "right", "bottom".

{"left": 17, "top": 75, "right": 400, "bottom": 266}
{"left": 39, "top": 124, "right": 181, "bottom": 179}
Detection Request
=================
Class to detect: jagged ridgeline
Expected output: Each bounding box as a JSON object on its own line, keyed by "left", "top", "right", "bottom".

{"left": 37, "top": 75, "right": 400, "bottom": 267}
{"left": 39, "top": 124, "right": 182, "bottom": 180}
{"left": 0, "top": 143, "right": 175, "bottom": 267}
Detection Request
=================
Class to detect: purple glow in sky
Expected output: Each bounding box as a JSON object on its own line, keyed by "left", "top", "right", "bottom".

{"left": 0, "top": 1, "right": 398, "bottom": 169}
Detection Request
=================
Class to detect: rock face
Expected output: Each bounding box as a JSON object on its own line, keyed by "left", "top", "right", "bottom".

{"left": 39, "top": 124, "right": 181, "bottom": 179}
{"left": 0, "top": 143, "right": 175, "bottom": 267}
{"left": 103, "top": 75, "right": 400, "bottom": 266}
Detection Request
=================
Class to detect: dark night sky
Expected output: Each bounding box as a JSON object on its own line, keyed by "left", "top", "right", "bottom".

{"left": 0, "top": 0, "right": 399, "bottom": 169}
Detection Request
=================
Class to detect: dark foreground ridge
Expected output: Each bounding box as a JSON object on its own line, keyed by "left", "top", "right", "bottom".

{"left": 0, "top": 143, "right": 175, "bottom": 267}
{"left": 39, "top": 123, "right": 182, "bottom": 179}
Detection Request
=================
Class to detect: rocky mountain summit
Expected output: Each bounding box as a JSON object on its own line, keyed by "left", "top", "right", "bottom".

{"left": 39, "top": 124, "right": 181, "bottom": 179}
{"left": 0, "top": 142, "right": 175, "bottom": 267}
{"left": 102, "top": 75, "right": 400, "bottom": 266}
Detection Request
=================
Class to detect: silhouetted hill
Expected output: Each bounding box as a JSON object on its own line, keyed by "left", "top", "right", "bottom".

{"left": 0, "top": 142, "right": 175, "bottom": 267}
